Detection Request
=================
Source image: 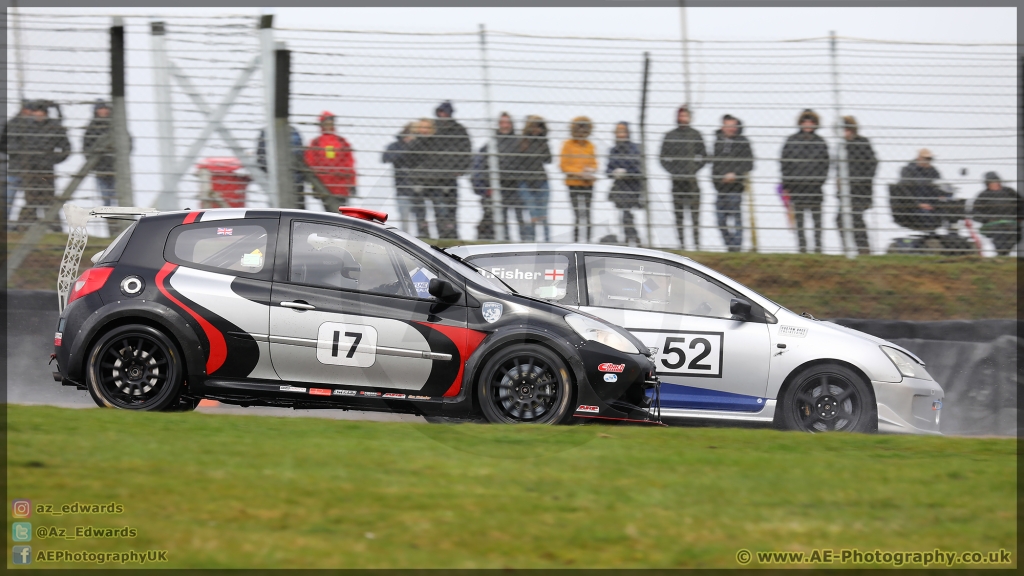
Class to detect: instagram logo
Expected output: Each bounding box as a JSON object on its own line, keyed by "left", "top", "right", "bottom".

{"left": 12, "top": 499, "right": 31, "bottom": 518}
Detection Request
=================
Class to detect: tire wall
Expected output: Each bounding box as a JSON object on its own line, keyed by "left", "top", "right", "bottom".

{"left": 6, "top": 291, "right": 1018, "bottom": 436}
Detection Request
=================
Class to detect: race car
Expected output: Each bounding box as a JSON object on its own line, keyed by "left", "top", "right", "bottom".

{"left": 51, "top": 206, "right": 658, "bottom": 424}
{"left": 446, "top": 243, "right": 945, "bottom": 434}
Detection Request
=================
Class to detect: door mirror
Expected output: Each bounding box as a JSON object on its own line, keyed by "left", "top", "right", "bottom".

{"left": 730, "top": 298, "right": 752, "bottom": 320}
{"left": 428, "top": 278, "right": 462, "bottom": 302}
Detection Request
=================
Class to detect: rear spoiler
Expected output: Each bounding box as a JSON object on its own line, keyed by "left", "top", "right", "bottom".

{"left": 58, "top": 204, "right": 160, "bottom": 313}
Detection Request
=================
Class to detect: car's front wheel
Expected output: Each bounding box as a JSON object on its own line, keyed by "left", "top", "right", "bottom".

{"left": 477, "top": 344, "right": 574, "bottom": 424}
{"left": 86, "top": 324, "right": 184, "bottom": 411}
{"left": 778, "top": 364, "right": 876, "bottom": 433}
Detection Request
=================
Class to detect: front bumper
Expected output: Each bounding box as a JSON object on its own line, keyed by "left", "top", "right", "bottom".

{"left": 872, "top": 377, "right": 944, "bottom": 435}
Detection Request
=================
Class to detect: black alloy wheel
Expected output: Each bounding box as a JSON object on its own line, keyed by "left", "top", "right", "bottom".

{"left": 779, "top": 364, "right": 876, "bottom": 433}
{"left": 86, "top": 325, "right": 184, "bottom": 411}
{"left": 478, "top": 344, "right": 573, "bottom": 424}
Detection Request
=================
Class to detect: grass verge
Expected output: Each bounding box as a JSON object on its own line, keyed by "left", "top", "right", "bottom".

{"left": 5, "top": 405, "right": 1017, "bottom": 568}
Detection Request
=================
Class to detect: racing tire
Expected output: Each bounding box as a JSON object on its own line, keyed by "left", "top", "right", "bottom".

{"left": 477, "top": 344, "right": 574, "bottom": 425}
{"left": 86, "top": 324, "right": 184, "bottom": 411}
{"left": 778, "top": 364, "right": 876, "bottom": 433}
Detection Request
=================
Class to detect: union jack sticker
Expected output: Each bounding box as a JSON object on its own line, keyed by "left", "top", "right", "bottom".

{"left": 217, "top": 228, "right": 233, "bottom": 236}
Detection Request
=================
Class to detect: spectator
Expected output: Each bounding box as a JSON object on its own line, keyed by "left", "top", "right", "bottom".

{"left": 892, "top": 148, "right": 946, "bottom": 232}
{"left": 82, "top": 101, "right": 117, "bottom": 206}
{"left": 384, "top": 121, "right": 427, "bottom": 237}
{"left": 780, "top": 109, "right": 830, "bottom": 253}
{"left": 409, "top": 101, "right": 472, "bottom": 239}
{"left": 606, "top": 121, "right": 643, "bottom": 246}
{"left": 0, "top": 100, "right": 70, "bottom": 231}
{"left": 2, "top": 101, "right": 32, "bottom": 220}
{"left": 516, "top": 115, "right": 552, "bottom": 242}
{"left": 256, "top": 124, "right": 306, "bottom": 209}
{"left": 972, "top": 171, "right": 1021, "bottom": 256}
{"left": 470, "top": 140, "right": 495, "bottom": 240}
{"left": 711, "top": 114, "right": 753, "bottom": 252}
{"left": 560, "top": 116, "right": 597, "bottom": 243}
{"left": 472, "top": 112, "right": 522, "bottom": 240}
{"left": 304, "top": 111, "right": 356, "bottom": 214}
{"left": 837, "top": 116, "right": 878, "bottom": 255}
{"left": 659, "top": 105, "right": 707, "bottom": 250}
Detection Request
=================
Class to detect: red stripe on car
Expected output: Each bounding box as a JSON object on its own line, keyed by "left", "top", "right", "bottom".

{"left": 416, "top": 322, "right": 487, "bottom": 397}
{"left": 183, "top": 211, "right": 202, "bottom": 224}
{"left": 155, "top": 262, "right": 227, "bottom": 375}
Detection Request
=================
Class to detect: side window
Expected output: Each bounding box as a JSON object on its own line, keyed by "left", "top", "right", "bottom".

{"left": 289, "top": 221, "right": 436, "bottom": 299}
{"left": 584, "top": 255, "right": 735, "bottom": 319}
{"left": 167, "top": 222, "right": 270, "bottom": 274}
{"left": 468, "top": 253, "right": 573, "bottom": 303}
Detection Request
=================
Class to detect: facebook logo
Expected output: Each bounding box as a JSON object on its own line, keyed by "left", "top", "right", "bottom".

{"left": 12, "top": 545, "right": 32, "bottom": 565}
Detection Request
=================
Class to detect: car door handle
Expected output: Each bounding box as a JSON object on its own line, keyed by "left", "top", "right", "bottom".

{"left": 280, "top": 301, "right": 315, "bottom": 311}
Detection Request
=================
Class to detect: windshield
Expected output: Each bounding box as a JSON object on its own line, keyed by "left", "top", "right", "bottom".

{"left": 385, "top": 227, "right": 512, "bottom": 294}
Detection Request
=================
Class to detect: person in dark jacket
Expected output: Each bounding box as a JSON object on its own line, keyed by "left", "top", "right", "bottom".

{"left": 606, "top": 122, "right": 644, "bottom": 246}
{"left": 892, "top": 148, "right": 946, "bottom": 232}
{"left": 972, "top": 171, "right": 1021, "bottom": 256}
{"left": 1, "top": 100, "right": 71, "bottom": 230}
{"left": 711, "top": 115, "right": 753, "bottom": 252}
{"left": 780, "top": 109, "right": 830, "bottom": 253}
{"left": 476, "top": 112, "right": 524, "bottom": 240}
{"left": 659, "top": 105, "right": 707, "bottom": 250}
{"left": 515, "top": 115, "right": 553, "bottom": 242}
{"left": 384, "top": 122, "right": 428, "bottom": 237}
{"left": 836, "top": 116, "right": 878, "bottom": 254}
{"left": 256, "top": 124, "right": 306, "bottom": 209}
{"left": 3, "top": 102, "right": 32, "bottom": 219}
{"left": 82, "top": 101, "right": 117, "bottom": 206}
{"left": 469, "top": 141, "right": 495, "bottom": 240}
{"left": 408, "top": 101, "right": 472, "bottom": 239}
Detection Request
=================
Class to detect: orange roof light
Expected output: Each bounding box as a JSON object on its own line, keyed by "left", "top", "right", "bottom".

{"left": 338, "top": 207, "right": 388, "bottom": 224}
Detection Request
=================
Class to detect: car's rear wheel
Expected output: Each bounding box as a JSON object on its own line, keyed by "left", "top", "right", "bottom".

{"left": 477, "top": 344, "right": 574, "bottom": 424}
{"left": 779, "top": 364, "right": 876, "bottom": 433}
{"left": 86, "top": 325, "right": 183, "bottom": 411}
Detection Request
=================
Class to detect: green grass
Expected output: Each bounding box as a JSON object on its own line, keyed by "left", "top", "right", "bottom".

{"left": 6, "top": 405, "right": 1017, "bottom": 568}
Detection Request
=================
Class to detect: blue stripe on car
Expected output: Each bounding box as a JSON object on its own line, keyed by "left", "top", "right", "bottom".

{"left": 647, "top": 382, "right": 766, "bottom": 412}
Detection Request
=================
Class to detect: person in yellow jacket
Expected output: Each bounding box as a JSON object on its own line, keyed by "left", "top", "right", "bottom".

{"left": 560, "top": 116, "right": 598, "bottom": 243}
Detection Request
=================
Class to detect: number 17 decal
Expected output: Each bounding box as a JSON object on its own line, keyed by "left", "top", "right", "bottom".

{"left": 317, "top": 322, "right": 378, "bottom": 367}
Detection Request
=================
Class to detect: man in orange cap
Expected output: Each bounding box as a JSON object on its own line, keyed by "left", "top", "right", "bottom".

{"left": 305, "top": 111, "right": 356, "bottom": 213}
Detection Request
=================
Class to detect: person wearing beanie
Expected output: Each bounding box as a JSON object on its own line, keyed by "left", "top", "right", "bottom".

{"left": 838, "top": 115, "right": 878, "bottom": 254}
{"left": 711, "top": 114, "right": 753, "bottom": 252}
{"left": 893, "top": 148, "right": 945, "bottom": 232}
{"left": 304, "top": 111, "right": 357, "bottom": 214}
{"left": 606, "top": 121, "right": 644, "bottom": 246}
{"left": 560, "top": 116, "right": 598, "bottom": 243}
{"left": 659, "top": 104, "right": 708, "bottom": 250}
{"left": 971, "top": 172, "right": 1021, "bottom": 256}
{"left": 407, "top": 100, "right": 471, "bottom": 239}
{"left": 515, "top": 115, "right": 553, "bottom": 242}
{"left": 780, "top": 108, "right": 830, "bottom": 253}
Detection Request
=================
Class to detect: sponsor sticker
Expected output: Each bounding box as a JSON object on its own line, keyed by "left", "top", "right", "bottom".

{"left": 598, "top": 363, "right": 625, "bottom": 373}
{"left": 544, "top": 269, "right": 565, "bottom": 281}
{"left": 359, "top": 391, "right": 382, "bottom": 398}
{"left": 382, "top": 393, "right": 406, "bottom": 399}
{"left": 603, "top": 373, "right": 618, "bottom": 382}
{"left": 54, "top": 332, "right": 62, "bottom": 346}
{"left": 482, "top": 302, "right": 503, "bottom": 324}
{"left": 779, "top": 325, "right": 808, "bottom": 338}
{"left": 309, "top": 388, "right": 332, "bottom": 396}
{"left": 280, "top": 385, "right": 307, "bottom": 393}
{"left": 576, "top": 405, "right": 600, "bottom": 413}
{"left": 216, "top": 227, "right": 233, "bottom": 236}
{"left": 407, "top": 395, "right": 432, "bottom": 400}
{"left": 333, "top": 389, "right": 357, "bottom": 396}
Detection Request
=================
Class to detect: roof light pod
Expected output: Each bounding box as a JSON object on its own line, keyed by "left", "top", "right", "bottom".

{"left": 339, "top": 207, "right": 388, "bottom": 224}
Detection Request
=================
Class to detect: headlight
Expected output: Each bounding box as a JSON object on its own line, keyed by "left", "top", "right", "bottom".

{"left": 564, "top": 314, "right": 640, "bottom": 354}
{"left": 881, "top": 346, "right": 932, "bottom": 380}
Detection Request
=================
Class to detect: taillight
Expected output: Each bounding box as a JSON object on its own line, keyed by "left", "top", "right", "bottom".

{"left": 67, "top": 267, "right": 114, "bottom": 305}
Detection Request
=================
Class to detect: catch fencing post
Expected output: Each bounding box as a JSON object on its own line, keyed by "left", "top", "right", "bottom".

{"left": 830, "top": 31, "right": 856, "bottom": 259}
{"left": 639, "top": 52, "right": 653, "bottom": 247}
{"left": 150, "top": 21, "right": 178, "bottom": 211}
{"left": 273, "top": 44, "right": 297, "bottom": 210}
{"left": 111, "top": 17, "right": 133, "bottom": 232}
{"left": 479, "top": 24, "right": 505, "bottom": 242}
{"left": 260, "top": 15, "right": 280, "bottom": 208}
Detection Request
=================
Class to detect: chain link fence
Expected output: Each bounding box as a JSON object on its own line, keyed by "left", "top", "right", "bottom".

{"left": 5, "top": 11, "right": 1019, "bottom": 263}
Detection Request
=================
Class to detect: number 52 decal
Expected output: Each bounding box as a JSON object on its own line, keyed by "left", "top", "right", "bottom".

{"left": 316, "top": 322, "right": 378, "bottom": 367}
{"left": 633, "top": 330, "right": 724, "bottom": 378}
